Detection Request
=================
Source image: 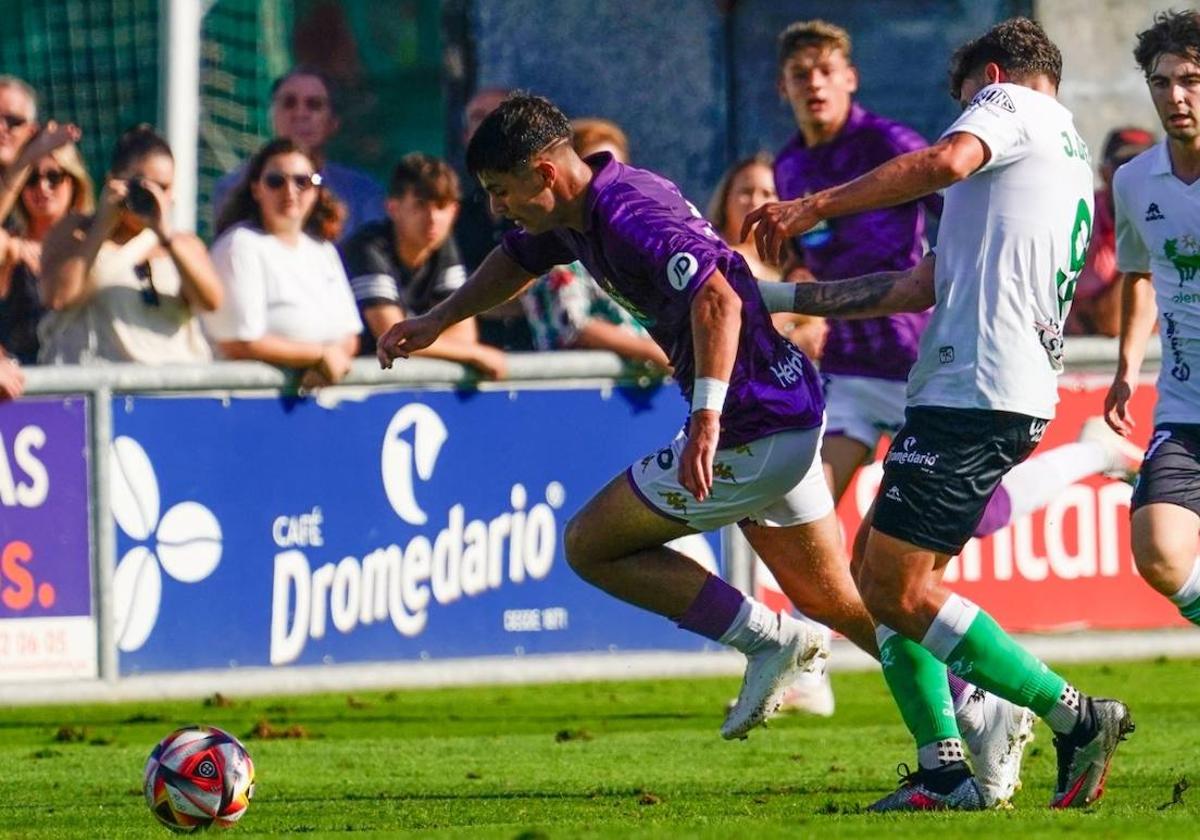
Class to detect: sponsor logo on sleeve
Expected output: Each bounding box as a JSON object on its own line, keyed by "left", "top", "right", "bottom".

{"left": 667, "top": 253, "right": 698, "bottom": 291}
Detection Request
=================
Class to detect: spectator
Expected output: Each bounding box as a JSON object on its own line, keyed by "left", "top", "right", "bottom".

{"left": 341, "top": 152, "right": 506, "bottom": 377}
{"left": 0, "top": 138, "right": 94, "bottom": 364}
{"left": 206, "top": 138, "right": 361, "bottom": 389}
{"left": 520, "top": 117, "right": 669, "bottom": 370}
{"left": 1066, "top": 126, "right": 1155, "bottom": 336}
{"left": 456, "top": 87, "right": 513, "bottom": 271}
{"left": 707, "top": 153, "right": 826, "bottom": 359}
{"left": 211, "top": 67, "right": 385, "bottom": 239}
{"left": 0, "top": 76, "right": 81, "bottom": 225}
{"left": 455, "top": 87, "right": 532, "bottom": 350}
{"left": 39, "top": 125, "right": 221, "bottom": 364}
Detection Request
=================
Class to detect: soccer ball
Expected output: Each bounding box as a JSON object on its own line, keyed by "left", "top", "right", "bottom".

{"left": 143, "top": 726, "right": 255, "bottom": 832}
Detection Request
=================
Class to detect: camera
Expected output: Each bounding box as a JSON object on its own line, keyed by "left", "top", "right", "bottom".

{"left": 124, "top": 178, "right": 157, "bottom": 216}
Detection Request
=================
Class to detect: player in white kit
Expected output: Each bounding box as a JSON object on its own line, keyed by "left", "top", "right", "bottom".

{"left": 1105, "top": 11, "right": 1200, "bottom": 629}
{"left": 746, "top": 18, "right": 1133, "bottom": 811}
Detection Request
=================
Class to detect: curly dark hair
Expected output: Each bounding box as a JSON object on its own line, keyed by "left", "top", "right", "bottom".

{"left": 948, "top": 17, "right": 1062, "bottom": 100}
{"left": 215, "top": 138, "right": 345, "bottom": 241}
{"left": 1134, "top": 10, "right": 1200, "bottom": 77}
{"left": 465, "top": 92, "right": 572, "bottom": 177}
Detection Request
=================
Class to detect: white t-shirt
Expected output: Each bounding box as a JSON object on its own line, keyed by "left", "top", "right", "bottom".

{"left": 205, "top": 223, "right": 362, "bottom": 345}
{"left": 906, "top": 83, "right": 1095, "bottom": 419}
{"left": 1114, "top": 141, "right": 1200, "bottom": 424}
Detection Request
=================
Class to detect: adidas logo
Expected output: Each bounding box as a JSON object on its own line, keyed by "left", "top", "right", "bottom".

{"left": 1146, "top": 203, "right": 1165, "bottom": 222}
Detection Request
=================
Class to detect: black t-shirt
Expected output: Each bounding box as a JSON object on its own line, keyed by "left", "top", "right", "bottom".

{"left": 339, "top": 220, "right": 467, "bottom": 355}
{"left": 0, "top": 221, "right": 44, "bottom": 364}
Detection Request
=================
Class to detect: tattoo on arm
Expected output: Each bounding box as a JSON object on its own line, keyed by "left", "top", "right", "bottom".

{"left": 791, "top": 270, "right": 909, "bottom": 317}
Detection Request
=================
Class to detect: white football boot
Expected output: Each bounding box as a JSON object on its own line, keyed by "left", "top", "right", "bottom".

{"left": 721, "top": 613, "right": 828, "bottom": 740}
{"left": 957, "top": 687, "right": 1037, "bottom": 808}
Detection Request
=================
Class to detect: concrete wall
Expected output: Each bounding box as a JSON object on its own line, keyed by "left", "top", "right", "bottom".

{"left": 1038, "top": 1, "right": 1170, "bottom": 164}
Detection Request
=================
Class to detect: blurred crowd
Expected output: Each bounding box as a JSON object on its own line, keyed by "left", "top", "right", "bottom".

{"left": 0, "top": 54, "right": 1157, "bottom": 401}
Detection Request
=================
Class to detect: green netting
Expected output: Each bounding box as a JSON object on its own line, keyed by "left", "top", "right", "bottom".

{"left": 0, "top": 0, "right": 159, "bottom": 190}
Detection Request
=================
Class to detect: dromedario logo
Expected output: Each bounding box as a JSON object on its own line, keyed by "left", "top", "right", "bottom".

{"left": 109, "top": 437, "right": 223, "bottom": 652}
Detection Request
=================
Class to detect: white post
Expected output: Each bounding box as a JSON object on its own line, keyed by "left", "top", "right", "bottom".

{"left": 159, "top": 0, "right": 202, "bottom": 233}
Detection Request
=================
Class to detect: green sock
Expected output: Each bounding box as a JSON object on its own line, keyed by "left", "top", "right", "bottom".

{"left": 1180, "top": 597, "right": 1200, "bottom": 626}
{"left": 878, "top": 627, "right": 959, "bottom": 747}
{"left": 943, "top": 608, "right": 1066, "bottom": 717}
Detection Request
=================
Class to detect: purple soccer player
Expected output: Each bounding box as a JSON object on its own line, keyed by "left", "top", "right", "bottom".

{"left": 378, "top": 92, "right": 868, "bottom": 740}
{"left": 377, "top": 96, "right": 1031, "bottom": 778}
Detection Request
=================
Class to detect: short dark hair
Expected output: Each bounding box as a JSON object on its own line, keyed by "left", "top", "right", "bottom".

{"left": 465, "top": 93, "right": 572, "bottom": 177}
{"left": 948, "top": 17, "right": 1062, "bottom": 100}
{"left": 270, "top": 65, "right": 338, "bottom": 113}
{"left": 777, "top": 20, "right": 853, "bottom": 70}
{"left": 109, "top": 123, "right": 172, "bottom": 177}
{"left": 388, "top": 152, "right": 460, "bottom": 204}
{"left": 1134, "top": 10, "right": 1200, "bottom": 77}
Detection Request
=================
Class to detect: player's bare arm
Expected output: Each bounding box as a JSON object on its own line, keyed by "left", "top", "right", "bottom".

{"left": 679, "top": 270, "right": 741, "bottom": 502}
{"left": 1105, "top": 271, "right": 1155, "bottom": 435}
{"left": 756, "top": 253, "right": 935, "bottom": 319}
{"left": 742, "top": 132, "right": 987, "bottom": 264}
{"left": 377, "top": 246, "right": 532, "bottom": 368}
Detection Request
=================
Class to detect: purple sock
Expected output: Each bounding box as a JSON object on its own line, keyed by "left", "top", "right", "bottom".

{"left": 973, "top": 486, "right": 1012, "bottom": 538}
{"left": 676, "top": 574, "right": 746, "bottom": 642}
{"left": 947, "top": 671, "right": 971, "bottom": 705}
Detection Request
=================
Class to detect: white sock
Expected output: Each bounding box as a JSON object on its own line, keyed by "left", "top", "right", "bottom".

{"left": 920, "top": 594, "right": 979, "bottom": 661}
{"left": 1000, "top": 442, "right": 1111, "bottom": 521}
{"left": 1168, "top": 556, "right": 1200, "bottom": 606}
{"left": 1045, "top": 684, "right": 1084, "bottom": 734}
{"left": 719, "top": 599, "right": 779, "bottom": 654}
{"left": 918, "top": 738, "right": 965, "bottom": 770}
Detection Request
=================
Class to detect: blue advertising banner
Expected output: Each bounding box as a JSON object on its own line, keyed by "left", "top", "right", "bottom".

{"left": 0, "top": 397, "right": 96, "bottom": 681}
{"left": 112, "top": 385, "right": 723, "bottom": 674}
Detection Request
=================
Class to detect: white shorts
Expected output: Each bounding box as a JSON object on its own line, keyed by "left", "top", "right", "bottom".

{"left": 824, "top": 374, "right": 907, "bottom": 452}
{"left": 627, "top": 424, "right": 834, "bottom": 532}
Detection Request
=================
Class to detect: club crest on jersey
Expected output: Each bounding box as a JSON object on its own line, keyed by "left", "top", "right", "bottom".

{"left": 1164, "top": 237, "right": 1200, "bottom": 285}
{"left": 968, "top": 87, "right": 1016, "bottom": 113}
{"left": 667, "top": 252, "right": 699, "bottom": 291}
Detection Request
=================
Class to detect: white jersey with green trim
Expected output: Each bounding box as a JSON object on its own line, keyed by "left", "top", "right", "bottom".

{"left": 906, "top": 83, "right": 1095, "bottom": 419}
{"left": 1113, "top": 141, "right": 1200, "bottom": 425}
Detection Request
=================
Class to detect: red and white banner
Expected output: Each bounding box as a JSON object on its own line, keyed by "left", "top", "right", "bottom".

{"left": 757, "top": 374, "right": 1188, "bottom": 632}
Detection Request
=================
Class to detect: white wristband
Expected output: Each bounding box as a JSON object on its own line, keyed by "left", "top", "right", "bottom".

{"left": 691, "top": 377, "right": 728, "bottom": 414}
{"left": 757, "top": 280, "right": 794, "bottom": 314}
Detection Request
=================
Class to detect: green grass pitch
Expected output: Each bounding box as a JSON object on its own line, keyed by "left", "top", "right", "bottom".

{"left": 0, "top": 658, "right": 1197, "bottom": 838}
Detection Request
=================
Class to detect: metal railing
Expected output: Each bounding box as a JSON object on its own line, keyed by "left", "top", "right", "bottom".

{"left": 15, "top": 338, "right": 1156, "bottom": 682}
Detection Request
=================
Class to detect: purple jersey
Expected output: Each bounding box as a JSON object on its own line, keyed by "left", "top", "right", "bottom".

{"left": 503, "top": 153, "right": 824, "bottom": 448}
{"left": 774, "top": 103, "right": 939, "bottom": 381}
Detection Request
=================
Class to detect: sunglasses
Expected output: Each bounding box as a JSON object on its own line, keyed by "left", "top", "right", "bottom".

{"left": 277, "top": 95, "right": 329, "bottom": 112}
{"left": 262, "top": 171, "right": 322, "bottom": 191}
{"left": 0, "top": 113, "right": 28, "bottom": 130}
{"left": 25, "top": 169, "right": 67, "bottom": 189}
{"left": 134, "top": 261, "right": 160, "bottom": 308}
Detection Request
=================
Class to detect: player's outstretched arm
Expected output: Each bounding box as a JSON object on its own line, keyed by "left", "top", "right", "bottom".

{"left": 1105, "top": 271, "right": 1155, "bottom": 436}
{"left": 742, "top": 133, "right": 987, "bottom": 264}
{"left": 756, "top": 253, "right": 935, "bottom": 319}
{"left": 679, "top": 270, "right": 741, "bottom": 503}
{"left": 377, "top": 246, "right": 533, "bottom": 369}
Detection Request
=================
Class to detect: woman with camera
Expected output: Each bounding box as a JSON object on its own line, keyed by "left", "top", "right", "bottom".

{"left": 204, "top": 138, "right": 361, "bottom": 388}
{"left": 38, "top": 124, "right": 222, "bottom": 364}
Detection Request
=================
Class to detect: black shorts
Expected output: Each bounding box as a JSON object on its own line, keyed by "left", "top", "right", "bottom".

{"left": 1131, "top": 423, "right": 1200, "bottom": 518}
{"left": 872, "top": 406, "right": 1047, "bottom": 555}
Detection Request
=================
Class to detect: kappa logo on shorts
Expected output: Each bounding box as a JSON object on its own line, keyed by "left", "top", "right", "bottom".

{"left": 667, "top": 252, "right": 699, "bottom": 291}
{"left": 884, "top": 485, "right": 902, "bottom": 502}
